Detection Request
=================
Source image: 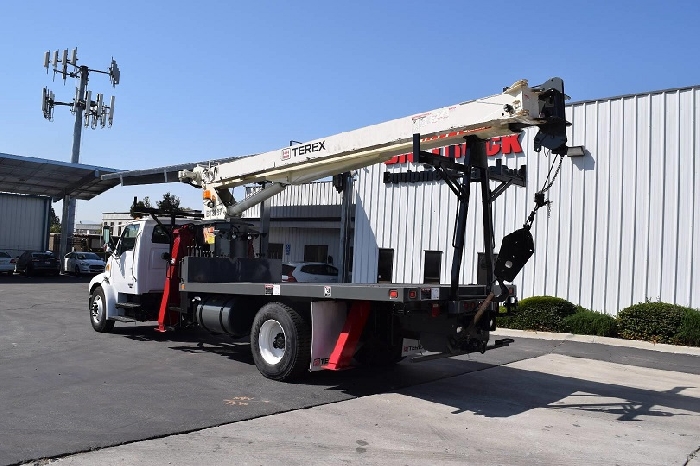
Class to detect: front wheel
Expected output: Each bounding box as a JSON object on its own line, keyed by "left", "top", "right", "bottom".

{"left": 90, "top": 286, "right": 114, "bottom": 333}
{"left": 251, "top": 303, "right": 311, "bottom": 381}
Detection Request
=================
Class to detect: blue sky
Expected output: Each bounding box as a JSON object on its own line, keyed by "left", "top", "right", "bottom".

{"left": 1, "top": 0, "right": 699, "bottom": 222}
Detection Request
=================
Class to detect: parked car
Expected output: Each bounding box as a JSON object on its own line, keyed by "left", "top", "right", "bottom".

{"left": 14, "top": 250, "right": 59, "bottom": 276}
{"left": 0, "top": 251, "right": 17, "bottom": 275}
{"left": 64, "top": 251, "right": 106, "bottom": 276}
{"left": 282, "top": 262, "right": 339, "bottom": 283}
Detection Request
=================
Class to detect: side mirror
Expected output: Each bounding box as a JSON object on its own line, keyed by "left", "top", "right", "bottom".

{"left": 102, "top": 225, "right": 116, "bottom": 257}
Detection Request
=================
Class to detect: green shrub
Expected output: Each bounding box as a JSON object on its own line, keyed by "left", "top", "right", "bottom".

{"left": 673, "top": 308, "right": 700, "bottom": 346}
{"left": 563, "top": 308, "right": 617, "bottom": 337}
{"left": 497, "top": 296, "right": 577, "bottom": 332}
{"left": 617, "top": 301, "right": 688, "bottom": 344}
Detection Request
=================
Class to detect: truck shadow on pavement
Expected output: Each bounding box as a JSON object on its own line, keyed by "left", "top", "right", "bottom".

{"left": 110, "top": 325, "right": 700, "bottom": 423}
{"left": 396, "top": 364, "right": 700, "bottom": 422}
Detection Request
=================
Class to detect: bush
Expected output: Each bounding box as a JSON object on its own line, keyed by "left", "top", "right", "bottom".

{"left": 673, "top": 308, "right": 700, "bottom": 346}
{"left": 617, "top": 301, "right": 688, "bottom": 344}
{"left": 563, "top": 308, "right": 617, "bottom": 337}
{"left": 497, "top": 296, "right": 577, "bottom": 332}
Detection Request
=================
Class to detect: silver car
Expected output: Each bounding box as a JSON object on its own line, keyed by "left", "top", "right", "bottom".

{"left": 0, "top": 251, "right": 16, "bottom": 275}
{"left": 64, "top": 251, "right": 106, "bottom": 276}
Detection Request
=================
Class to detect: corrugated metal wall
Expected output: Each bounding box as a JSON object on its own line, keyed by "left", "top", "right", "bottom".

{"left": 243, "top": 182, "right": 345, "bottom": 263}
{"left": 243, "top": 181, "right": 343, "bottom": 218}
{"left": 0, "top": 193, "right": 51, "bottom": 256}
{"left": 266, "top": 227, "right": 342, "bottom": 264}
{"left": 352, "top": 86, "right": 700, "bottom": 314}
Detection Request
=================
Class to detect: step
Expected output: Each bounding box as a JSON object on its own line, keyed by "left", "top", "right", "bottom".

{"left": 115, "top": 302, "right": 141, "bottom": 310}
{"left": 111, "top": 316, "right": 136, "bottom": 323}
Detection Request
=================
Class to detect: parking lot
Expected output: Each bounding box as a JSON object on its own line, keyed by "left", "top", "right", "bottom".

{"left": 1, "top": 277, "right": 699, "bottom": 465}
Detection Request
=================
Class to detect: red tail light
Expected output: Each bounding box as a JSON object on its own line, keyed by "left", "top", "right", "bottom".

{"left": 286, "top": 276, "right": 297, "bottom": 283}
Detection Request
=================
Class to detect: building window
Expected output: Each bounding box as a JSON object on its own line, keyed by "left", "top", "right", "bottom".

{"left": 304, "top": 245, "right": 328, "bottom": 263}
{"left": 377, "top": 248, "right": 394, "bottom": 283}
{"left": 268, "top": 243, "right": 283, "bottom": 259}
{"left": 424, "top": 250, "right": 442, "bottom": 284}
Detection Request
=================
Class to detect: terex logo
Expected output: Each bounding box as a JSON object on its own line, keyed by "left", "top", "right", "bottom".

{"left": 281, "top": 141, "right": 326, "bottom": 161}
{"left": 385, "top": 134, "right": 523, "bottom": 165}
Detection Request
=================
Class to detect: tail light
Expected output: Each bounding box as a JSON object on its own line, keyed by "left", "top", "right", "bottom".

{"left": 285, "top": 276, "right": 297, "bottom": 283}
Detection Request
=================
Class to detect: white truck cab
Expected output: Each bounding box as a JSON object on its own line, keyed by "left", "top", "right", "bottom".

{"left": 89, "top": 218, "right": 196, "bottom": 330}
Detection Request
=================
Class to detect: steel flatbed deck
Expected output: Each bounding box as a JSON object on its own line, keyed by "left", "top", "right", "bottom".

{"left": 179, "top": 280, "right": 491, "bottom": 302}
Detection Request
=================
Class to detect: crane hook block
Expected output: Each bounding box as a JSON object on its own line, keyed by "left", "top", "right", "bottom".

{"left": 494, "top": 228, "right": 535, "bottom": 282}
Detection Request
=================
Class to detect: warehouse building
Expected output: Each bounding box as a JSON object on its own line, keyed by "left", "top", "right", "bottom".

{"left": 243, "top": 84, "right": 700, "bottom": 315}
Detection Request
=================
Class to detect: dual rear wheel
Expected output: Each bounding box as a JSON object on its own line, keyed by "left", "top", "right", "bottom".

{"left": 251, "top": 302, "right": 311, "bottom": 381}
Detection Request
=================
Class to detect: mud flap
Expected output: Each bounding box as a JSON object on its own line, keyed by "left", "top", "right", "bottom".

{"left": 309, "top": 301, "right": 347, "bottom": 371}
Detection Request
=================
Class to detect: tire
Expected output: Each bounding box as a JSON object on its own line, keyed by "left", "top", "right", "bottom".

{"left": 251, "top": 302, "right": 311, "bottom": 381}
{"left": 90, "top": 286, "right": 115, "bottom": 333}
{"left": 74, "top": 265, "right": 81, "bottom": 277}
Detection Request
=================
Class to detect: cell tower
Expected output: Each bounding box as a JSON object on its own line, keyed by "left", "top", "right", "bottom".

{"left": 41, "top": 48, "right": 120, "bottom": 270}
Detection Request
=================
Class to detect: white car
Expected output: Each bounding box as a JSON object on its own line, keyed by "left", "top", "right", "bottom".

{"left": 282, "top": 262, "right": 339, "bottom": 283}
{"left": 64, "top": 251, "right": 106, "bottom": 276}
{"left": 0, "top": 251, "right": 16, "bottom": 275}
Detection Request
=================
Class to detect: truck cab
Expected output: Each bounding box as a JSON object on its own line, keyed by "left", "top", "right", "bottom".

{"left": 89, "top": 218, "right": 196, "bottom": 328}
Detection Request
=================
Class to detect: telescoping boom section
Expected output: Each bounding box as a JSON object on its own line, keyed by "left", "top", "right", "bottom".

{"left": 179, "top": 77, "right": 569, "bottom": 220}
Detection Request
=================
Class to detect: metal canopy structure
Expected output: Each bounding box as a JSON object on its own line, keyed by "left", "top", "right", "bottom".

{"left": 0, "top": 152, "right": 120, "bottom": 201}
{"left": 100, "top": 155, "right": 246, "bottom": 186}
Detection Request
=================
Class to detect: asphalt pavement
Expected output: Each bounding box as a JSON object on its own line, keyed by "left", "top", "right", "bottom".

{"left": 1, "top": 276, "right": 699, "bottom": 465}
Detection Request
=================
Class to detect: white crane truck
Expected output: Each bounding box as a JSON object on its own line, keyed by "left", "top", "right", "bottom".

{"left": 90, "top": 78, "right": 571, "bottom": 381}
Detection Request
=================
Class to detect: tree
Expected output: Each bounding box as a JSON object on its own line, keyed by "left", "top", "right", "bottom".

{"left": 49, "top": 206, "right": 61, "bottom": 233}
{"left": 157, "top": 192, "right": 184, "bottom": 214}
{"left": 130, "top": 196, "right": 152, "bottom": 218}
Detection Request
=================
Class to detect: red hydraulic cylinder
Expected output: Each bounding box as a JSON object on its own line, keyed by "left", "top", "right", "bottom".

{"left": 156, "top": 224, "right": 196, "bottom": 332}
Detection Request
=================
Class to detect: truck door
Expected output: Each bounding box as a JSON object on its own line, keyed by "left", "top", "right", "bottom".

{"left": 111, "top": 223, "right": 141, "bottom": 294}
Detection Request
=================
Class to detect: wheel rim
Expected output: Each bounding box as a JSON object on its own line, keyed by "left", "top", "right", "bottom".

{"left": 91, "top": 294, "right": 103, "bottom": 323}
{"left": 258, "top": 319, "right": 286, "bottom": 365}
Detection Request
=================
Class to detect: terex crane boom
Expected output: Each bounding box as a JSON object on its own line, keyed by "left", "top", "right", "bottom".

{"left": 91, "top": 77, "right": 571, "bottom": 381}
{"left": 178, "top": 77, "right": 568, "bottom": 220}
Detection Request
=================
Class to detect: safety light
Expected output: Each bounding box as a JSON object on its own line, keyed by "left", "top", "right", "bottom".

{"left": 388, "top": 289, "right": 399, "bottom": 299}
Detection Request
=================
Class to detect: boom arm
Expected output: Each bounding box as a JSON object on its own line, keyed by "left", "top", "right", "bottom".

{"left": 179, "top": 78, "right": 570, "bottom": 220}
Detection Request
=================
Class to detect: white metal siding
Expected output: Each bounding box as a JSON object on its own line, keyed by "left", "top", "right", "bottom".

{"left": 0, "top": 193, "right": 50, "bottom": 256}
{"left": 266, "top": 227, "right": 341, "bottom": 264}
{"left": 351, "top": 86, "right": 700, "bottom": 314}
{"left": 242, "top": 181, "right": 343, "bottom": 219}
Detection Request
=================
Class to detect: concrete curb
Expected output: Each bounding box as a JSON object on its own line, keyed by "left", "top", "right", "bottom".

{"left": 491, "top": 328, "right": 700, "bottom": 356}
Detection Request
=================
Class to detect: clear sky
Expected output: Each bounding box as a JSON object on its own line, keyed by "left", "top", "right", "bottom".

{"left": 2, "top": 0, "right": 699, "bottom": 223}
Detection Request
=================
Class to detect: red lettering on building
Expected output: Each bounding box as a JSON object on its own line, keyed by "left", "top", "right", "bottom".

{"left": 500, "top": 134, "right": 523, "bottom": 155}
{"left": 385, "top": 134, "right": 523, "bottom": 165}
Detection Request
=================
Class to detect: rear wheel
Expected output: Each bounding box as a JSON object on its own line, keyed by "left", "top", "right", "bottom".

{"left": 90, "top": 286, "right": 114, "bottom": 332}
{"left": 251, "top": 302, "right": 311, "bottom": 381}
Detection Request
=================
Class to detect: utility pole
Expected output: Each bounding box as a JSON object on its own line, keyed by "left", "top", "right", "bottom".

{"left": 42, "top": 48, "right": 120, "bottom": 270}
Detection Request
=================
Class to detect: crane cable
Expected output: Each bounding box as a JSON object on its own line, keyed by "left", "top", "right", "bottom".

{"left": 524, "top": 149, "right": 564, "bottom": 230}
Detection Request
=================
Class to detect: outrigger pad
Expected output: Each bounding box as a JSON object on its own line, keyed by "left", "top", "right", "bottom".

{"left": 495, "top": 228, "right": 535, "bottom": 282}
